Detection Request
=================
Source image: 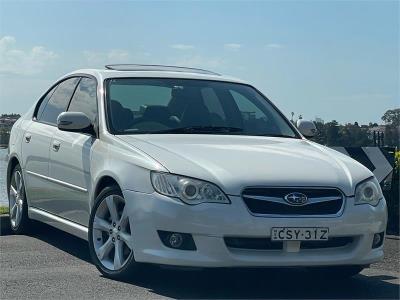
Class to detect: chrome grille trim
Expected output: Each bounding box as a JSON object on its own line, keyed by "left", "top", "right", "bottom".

{"left": 242, "top": 195, "right": 342, "bottom": 205}
{"left": 241, "top": 187, "right": 345, "bottom": 218}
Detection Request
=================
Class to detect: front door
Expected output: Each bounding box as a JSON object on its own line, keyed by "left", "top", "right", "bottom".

{"left": 48, "top": 77, "right": 98, "bottom": 226}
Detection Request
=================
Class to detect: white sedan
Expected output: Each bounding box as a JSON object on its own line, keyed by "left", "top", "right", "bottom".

{"left": 7, "top": 64, "right": 387, "bottom": 280}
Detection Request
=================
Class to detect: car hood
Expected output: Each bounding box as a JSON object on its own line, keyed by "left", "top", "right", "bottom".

{"left": 117, "top": 134, "right": 373, "bottom": 196}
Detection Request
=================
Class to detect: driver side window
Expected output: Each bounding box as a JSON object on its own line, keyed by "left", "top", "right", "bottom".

{"left": 229, "top": 89, "right": 279, "bottom": 135}
{"left": 230, "top": 90, "right": 265, "bottom": 121}
{"left": 67, "top": 77, "right": 98, "bottom": 125}
{"left": 39, "top": 77, "right": 80, "bottom": 125}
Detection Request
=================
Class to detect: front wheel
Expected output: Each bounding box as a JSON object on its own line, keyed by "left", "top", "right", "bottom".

{"left": 88, "top": 185, "right": 139, "bottom": 280}
{"left": 307, "top": 266, "right": 364, "bottom": 279}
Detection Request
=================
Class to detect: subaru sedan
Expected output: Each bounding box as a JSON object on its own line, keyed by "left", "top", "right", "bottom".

{"left": 7, "top": 64, "right": 387, "bottom": 279}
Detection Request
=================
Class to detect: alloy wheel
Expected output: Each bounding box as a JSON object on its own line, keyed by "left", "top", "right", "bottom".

{"left": 9, "top": 170, "right": 24, "bottom": 229}
{"left": 92, "top": 195, "right": 133, "bottom": 271}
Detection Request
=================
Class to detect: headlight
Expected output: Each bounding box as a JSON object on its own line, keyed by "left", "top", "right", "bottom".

{"left": 151, "top": 172, "right": 230, "bottom": 205}
{"left": 355, "top": 177, "right": 383, "bottom": 206}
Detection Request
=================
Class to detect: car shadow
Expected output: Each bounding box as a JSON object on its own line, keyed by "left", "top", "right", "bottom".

{"left": 0, "top": 214, "right": 91, "bottom": 263}
{"left": 117, "top": 267, "right": 400, "bottom": 299}
{"left": 1, "top": 214, "right": 399, "bottom": 299}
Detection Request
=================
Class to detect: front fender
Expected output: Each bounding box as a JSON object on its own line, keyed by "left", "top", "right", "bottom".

{"left": 90, "top": 138, "right": 166, "bottom": 208}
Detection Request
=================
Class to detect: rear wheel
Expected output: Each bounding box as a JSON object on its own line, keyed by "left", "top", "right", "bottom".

{"left": 8, "top": 164, "right": 30, "bottom": 234}
{"left": 88, "top": 185, "right": 139, "bottom": 279}
{"left": 307, "top": 265, "right": 364, "bottom": 279}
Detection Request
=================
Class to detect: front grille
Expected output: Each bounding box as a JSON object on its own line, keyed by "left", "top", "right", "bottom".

{"left": 300, "top": 237, "right": 353, "bottom": 249}
{"left": 242, "top": 187, "right": 344, "bottom": 216}
{"left": 224, "top": 236, "right": 353, "bottom": 251}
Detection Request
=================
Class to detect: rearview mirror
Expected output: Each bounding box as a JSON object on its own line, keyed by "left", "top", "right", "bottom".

{"left": 296, "top": 120, "right": 317, "bottom": 138}
{"left": 57, "top": 112, "right": 95, "bottom": 135}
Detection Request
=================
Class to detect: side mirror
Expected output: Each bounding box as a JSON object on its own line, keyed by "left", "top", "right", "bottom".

{"left": 57, "top": 112, "right": 95, "bottom": 135}
{"left": 296, "top": 120, "right": 317, "bottom": 138}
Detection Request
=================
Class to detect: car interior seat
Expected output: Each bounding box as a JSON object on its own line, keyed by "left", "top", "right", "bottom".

{"left": 110, "top": 100, "right": 134, "bottom": 131}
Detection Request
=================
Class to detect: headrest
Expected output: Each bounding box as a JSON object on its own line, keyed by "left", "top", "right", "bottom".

{"left": 110, "top": 100, "right": 133, "bottom": 131}
{"left": 143, "top": 105, "right": 171, "bottom": 120}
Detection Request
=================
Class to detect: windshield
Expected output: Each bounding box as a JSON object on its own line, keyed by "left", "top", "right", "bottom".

{"left": 105, "top": 78, "right": 299, "bottom": 138}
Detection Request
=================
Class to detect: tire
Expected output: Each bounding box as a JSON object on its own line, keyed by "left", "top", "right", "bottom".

{"left": 88, "top": 185, "right": 139, "bottom": 280}
{"left": 307, "top": 265, "right": 364, "bottom": 279}
{"left": 8, "top": 164, "right": 31, "bottom": 234}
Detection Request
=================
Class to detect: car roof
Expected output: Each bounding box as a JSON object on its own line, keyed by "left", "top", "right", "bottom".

{"left": 65, "top": 64, "right": 247, "bottom": 85}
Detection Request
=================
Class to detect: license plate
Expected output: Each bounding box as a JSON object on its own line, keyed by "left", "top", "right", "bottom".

{"left": 271, "top": 227, "right": 329, "bottom": 241}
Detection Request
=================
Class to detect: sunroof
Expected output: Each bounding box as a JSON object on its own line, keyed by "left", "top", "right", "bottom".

{"left": 104, "top": 64, "right": 220, "bottom": 76}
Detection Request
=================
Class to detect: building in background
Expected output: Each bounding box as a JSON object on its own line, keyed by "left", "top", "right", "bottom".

{"left": 0, "top": 114, "right": 20, "bottom": 147}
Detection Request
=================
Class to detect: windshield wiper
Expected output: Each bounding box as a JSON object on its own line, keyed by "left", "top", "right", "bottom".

{"left": 150, "top": 126, "right": 244, "bottom": 134}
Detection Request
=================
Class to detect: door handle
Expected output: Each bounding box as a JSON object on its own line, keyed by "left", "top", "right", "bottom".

{"left": 25, "top": 134, "right": 31, "bottom": 143}
{"left": 52, "top": 141, "right": 61, "bottom": 152}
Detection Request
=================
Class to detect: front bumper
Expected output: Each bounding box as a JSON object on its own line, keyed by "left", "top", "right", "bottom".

{"left": 123, "top": 190, "right": 387, "bottom": 267}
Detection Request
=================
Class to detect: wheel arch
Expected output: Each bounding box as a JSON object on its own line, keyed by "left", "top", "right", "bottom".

{"left": 7, "top": 155, "right": 20, "bottom": 195}
{"left": 93, "top": 175, "right": 122, "bottom": 201}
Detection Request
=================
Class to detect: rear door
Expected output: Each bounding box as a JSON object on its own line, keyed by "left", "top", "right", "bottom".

{"left": 48, "top": 77, "right": 98, "bottom": 226}
{"left": 22, "top": 85, "right": 58, "bottom": 207}
{"left": 23, "top": 77, "right": 80, "bottom": 210}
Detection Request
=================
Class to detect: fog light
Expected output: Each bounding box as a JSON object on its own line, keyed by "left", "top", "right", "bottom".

{"left": 372, "top": 232, "right": 384, "bottom": 248}
{"left": 373, "top": 234, "right": 381, "bottom": 245}
{"left": 169, "top": 233, "right": 183, "bottom": 248}
{"left": 157, "top": 230, "right": 197, "bottom": 251}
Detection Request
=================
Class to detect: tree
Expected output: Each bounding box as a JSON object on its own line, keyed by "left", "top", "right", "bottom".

{"left": 311, "top": 120, "right": 373, "bottom": 147}
{"left": 312, "top": 121, "right": 327, "bottom": 145}
{"left": 325, "top": 120, "right": 340, "bottom": 146}
{"left": 382, "top": 109, "right": 400, "bottom": 126}
{"left": 338, "top": 123, "right": 371, "bottom": 147}
{"left": 381, "top": 109, "right": 400, "bottom": 147}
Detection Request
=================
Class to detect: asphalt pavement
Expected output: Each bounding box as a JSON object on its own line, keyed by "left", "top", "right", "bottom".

{"left": 0, "top": 215, "right": 399, "bottom": 300}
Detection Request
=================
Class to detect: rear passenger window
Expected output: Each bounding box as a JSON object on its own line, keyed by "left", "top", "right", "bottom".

{"left": 67, "top": 78, "right": 98, "bottom": 124}
{"left": 40, "top": 77, "right": 80, "bottom": 125}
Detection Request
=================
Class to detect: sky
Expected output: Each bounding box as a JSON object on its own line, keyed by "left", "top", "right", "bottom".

{"left": 0, "top": 0, "right": 398, "bottom": 124}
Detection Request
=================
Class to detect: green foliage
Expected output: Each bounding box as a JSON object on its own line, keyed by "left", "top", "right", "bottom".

{"left": 382, "top": 108, "right": 400, "bottom": 126}
{"left": 311, "top": 121, "right": 374, "bottom": 147}
{"left": 385, "top": 151, "right": 399, "bottom": 234}
{"left": 381, "top": 109, "right": 400, "bottom": 147}
{"left": 325, "top": 120, "right": 340, "bottom": 146}
{"left": 310, "top": 109, "right": 399, "bottom": 147}
{"left": 0, "top": 206, "right": 9, "bottom": 215}
{"left": 384, "top": 125, "right": 400, "bottom": 148}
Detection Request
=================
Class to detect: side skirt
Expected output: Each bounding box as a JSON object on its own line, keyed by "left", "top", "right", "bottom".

{"left": 28, "top": 207, "right": 88, "bottom": 241}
